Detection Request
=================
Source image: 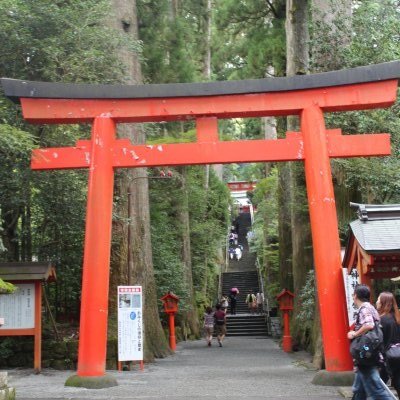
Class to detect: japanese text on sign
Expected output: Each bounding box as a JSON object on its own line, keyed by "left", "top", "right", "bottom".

{"left": 342, "top": 268, "right": 360, "bottom": 325}
{"left": 117, "top": 286, "right": 143, "bottom": 361}
{"left": 0, "top": 284, "right": 35, "bottom": 329}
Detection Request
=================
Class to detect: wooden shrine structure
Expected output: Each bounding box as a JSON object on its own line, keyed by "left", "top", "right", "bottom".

{"left": 343, "top": 203, "right": 400, "bottom": 287}
{"left": 2, "top": 61, "right": 400, "bottom": 383}
{"left": 0, "top": 262, "right": 56, "bottom": 371}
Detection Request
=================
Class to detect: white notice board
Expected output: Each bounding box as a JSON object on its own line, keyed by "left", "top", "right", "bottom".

{"left": 342, "top": 268, "right": 360, "bottom": 326}
{"left": 0, "top": 283, "right": 35, "bottom": 329}
{"left": 117, "top": 286, "right": 143, "bottom": 361}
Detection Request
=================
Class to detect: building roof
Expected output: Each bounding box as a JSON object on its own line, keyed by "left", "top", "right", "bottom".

{"left": 350, "top": 219, "right": 400, "bottom": 253}
{"left": 0, "top": 262, "right": 56, "bottom": 282}
{"left": 350, "top": 202, "right": 400, "bottom": 221}
{"left": 348, "top": 203, "right": 400, "bottom": 253}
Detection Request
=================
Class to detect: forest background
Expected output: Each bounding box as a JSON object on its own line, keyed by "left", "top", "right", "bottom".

{"left": 0, "top": 0, "right": 400, "bottom": 368}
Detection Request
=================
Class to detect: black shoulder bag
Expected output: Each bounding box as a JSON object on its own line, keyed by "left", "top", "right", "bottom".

{"left": 350, "top": 306, "right": 383, "bottom": 367}
{"left": 384, "top": 315, "right": 400, "bottom": 363}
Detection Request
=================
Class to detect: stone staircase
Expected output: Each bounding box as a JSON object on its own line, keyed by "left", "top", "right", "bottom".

{"left": 225, "top": 315, "right": 268, "bottom": 336}
{"left": 221, "top": 271, "right": 259, "bottom": 313}
{"left": 222, "top": 270, "right": 268, "bottom": 336}
{"left": 222, "top": 212, "right": 269, "bottom": 337}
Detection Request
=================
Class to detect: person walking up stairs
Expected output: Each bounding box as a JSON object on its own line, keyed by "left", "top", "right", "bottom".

{"left": 221, "top": 212, "right": 269, "bottom": 336}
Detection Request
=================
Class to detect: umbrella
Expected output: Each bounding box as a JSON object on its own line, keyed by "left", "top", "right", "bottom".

{"left": 231, "top": 287, "right": 239, "bottom": 294}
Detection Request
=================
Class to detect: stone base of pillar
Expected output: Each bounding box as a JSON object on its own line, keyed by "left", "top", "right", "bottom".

{"left": 312, "top": 370, "right": 354, "bottom": 386}
{"left": 65, "top": 374, "right": 118, "bottom": 389}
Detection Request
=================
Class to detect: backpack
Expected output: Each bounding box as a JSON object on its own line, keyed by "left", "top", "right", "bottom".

{"left": 214, "top": 312, "right": 225, "bottom": 326}
{"left": 350, "top": 306, "right": 383, "bottom": 367}
{"left": 246, "top": 294, "right": 255, "bottom": 303}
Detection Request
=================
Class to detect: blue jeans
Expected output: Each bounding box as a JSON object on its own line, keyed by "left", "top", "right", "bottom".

{"left": 353, "top": 366, "right": 394, "bottom": 399}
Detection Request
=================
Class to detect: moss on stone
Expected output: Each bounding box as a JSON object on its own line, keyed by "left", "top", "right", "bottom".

{"left": 65, "top": 374, "right": 118, "bottom": 389}
{"left": 312, "top": 370, "right": 354, "bottom": 386}
{"left": 0, "top": 387, "right": 16, "bottom": 400}
{"left": 0, "top": 279, "right": 15, "bottom": 294}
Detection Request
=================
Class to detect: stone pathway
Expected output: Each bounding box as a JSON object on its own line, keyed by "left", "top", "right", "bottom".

{"left": 7, "top": 337, "right": 347, "bottom": 399}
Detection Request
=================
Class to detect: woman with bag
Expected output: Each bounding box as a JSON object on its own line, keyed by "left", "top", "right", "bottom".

{"left": 377, "top": 292, "right": 400, "bottom": 398}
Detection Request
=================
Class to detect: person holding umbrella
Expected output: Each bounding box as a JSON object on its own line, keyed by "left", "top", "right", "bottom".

{"left": 229, "top": 288, "right": 239, "bottom": 315}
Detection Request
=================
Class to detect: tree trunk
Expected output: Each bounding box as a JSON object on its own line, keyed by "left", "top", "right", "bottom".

{"left": 311, "top": 0, "right": 352, "bottom": 71}
{"left": 2, "top": 207, "right": 20, "bottom": 261}
{"left": 177, "top": 167, "right": 200, "bottom": 338}
{"left": 286, "top": 0, "right": 312, "bottom": 344}
{"left": 108, "top": 0, "right": 170, "bottom": 360}
{"left": 262, "top": 110, "right": 278, "bottom": 286}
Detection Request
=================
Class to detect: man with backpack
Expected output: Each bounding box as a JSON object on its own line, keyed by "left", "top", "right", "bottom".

{"left": 246, "top": 290, "right": 257, "bottom": 315}
{"left": 348, "top": 284, "right": 393, "bottom": 400}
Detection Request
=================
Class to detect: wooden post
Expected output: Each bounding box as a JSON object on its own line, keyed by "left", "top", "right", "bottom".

{"left": 34, "top": 281, "right": 42, "bottom": 372}
{"left": 77, "top": 117, "right": 116, "bottom": 376}
{"left": 282, "top": 311, "right": 292, "bottom": 352}
{"left": 301, "top": 105, "right": 353, "bottom": 371}
{"left": 168, "top": 314, "right": 176, "bottom": 351}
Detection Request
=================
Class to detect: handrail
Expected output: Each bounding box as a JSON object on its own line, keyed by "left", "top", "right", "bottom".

{"left": 255, "top": 258, "right": 269, "bottom": 315}
{"left": 255, "top": 258, "right": 272, "bottom": 336}
{"left": 218, "top": 224, "right": 231, "bottom": 300}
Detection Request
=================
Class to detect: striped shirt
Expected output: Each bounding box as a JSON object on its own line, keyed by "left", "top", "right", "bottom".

{"left": 204, "top": 312, "right": 215, "bottom": 328}
{"left": 354, "top": 302, "right": 380, "bottom": 331}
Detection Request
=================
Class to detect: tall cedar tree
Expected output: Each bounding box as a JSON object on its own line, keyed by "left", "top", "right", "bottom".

{"left": 108, "top": 0, "right": 170, "bottom": 360}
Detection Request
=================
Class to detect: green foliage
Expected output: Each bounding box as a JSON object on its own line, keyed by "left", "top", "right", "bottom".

{"left": 0, "top": 0, "right": 132, "bottom": 82}
{"left": 137, "top": 0, "right": 204, "bottom": 83}
{"left": 188, "top": 168, "right": 230, "bottom": 294}
{"left": 149, "top": 174, "right": 189, "bottom": 306}
{"left": 0, "top": 278, "right": 15, "bottom": 294}
{"left": 293, "top": 269, "right": 316, "bottom": 350}
{"left": 250, "top": 168, "right": 280, "bottom": 301}
{"left": 213, "top": 0, "right": 286, "bottom": 80}
{"left": 295, "top": 270, "right": 315, "bottom": 324}
{"left": 0, "top": 0, "right": 137, "bottom": 319}
{"left": 148, "top": 165, "right": 230, "bottom": 313}
{"left": 0, "top": 337, "right": 15, "bottom": 359}
{"left": 324, "top": 1, "right": 400, "bottom": 210}
{"left": 342, "top": 0, "right": 400, "bottom": 67}
{"left": 0, "top": 124, "right": 36, "bottom": 260}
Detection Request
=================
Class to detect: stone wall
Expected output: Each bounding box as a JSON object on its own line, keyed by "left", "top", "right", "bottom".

{"left": 0, "top": 337, "right": 118, "bottom": 370}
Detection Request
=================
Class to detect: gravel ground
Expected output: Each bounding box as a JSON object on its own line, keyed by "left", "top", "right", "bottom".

{"left": 7, "top": 336, "right": 346, "bottom": 400}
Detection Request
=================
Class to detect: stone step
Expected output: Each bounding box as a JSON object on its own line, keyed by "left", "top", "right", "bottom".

{"left": 226, "top": 331, "right": 269, "bottom": 337}
{"left": 226, "top": 316, "right": 266, "bottom": 322}
{"left": 227, "top": 329, "right": 269, "bottom": 335}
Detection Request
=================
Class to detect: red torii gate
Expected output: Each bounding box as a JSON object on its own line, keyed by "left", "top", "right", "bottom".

{"left": 2, "top": 61, "right": 399, "bottom": 384}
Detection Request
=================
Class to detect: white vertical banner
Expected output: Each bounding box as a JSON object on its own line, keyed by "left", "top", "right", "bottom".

{"left": 117, "top": 286, "right": 143, "bottom": 362}
{"left": 342, "top": 268, "right": 360, "bottom": 325}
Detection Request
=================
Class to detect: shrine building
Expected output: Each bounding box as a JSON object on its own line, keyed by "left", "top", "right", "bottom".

{"left": 342, "top": 203, "right": 400, "bottom": 288}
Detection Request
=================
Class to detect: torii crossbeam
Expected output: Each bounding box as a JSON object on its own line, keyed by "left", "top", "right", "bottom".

{"left": 2, "top": 61, "right": 400, "bottom": 382}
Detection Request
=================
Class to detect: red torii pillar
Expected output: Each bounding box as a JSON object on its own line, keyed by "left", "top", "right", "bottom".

{"left": 2, "top": 67, "right": 398, "bottom": 383}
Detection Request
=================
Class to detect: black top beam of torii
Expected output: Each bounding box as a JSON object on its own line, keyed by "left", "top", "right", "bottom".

{"left": 2, "top": 61, "right": 400, "bottom": 103}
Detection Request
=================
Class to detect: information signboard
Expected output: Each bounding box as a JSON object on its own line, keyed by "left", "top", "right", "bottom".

{"left": 342, "top": 268, "right": 360, "bottom": 325}
{"left": 0, "top": 283, "right": 35, "bottom": 329}
{"left": 117, "top": 286, "right": 143, "bottom": 362}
